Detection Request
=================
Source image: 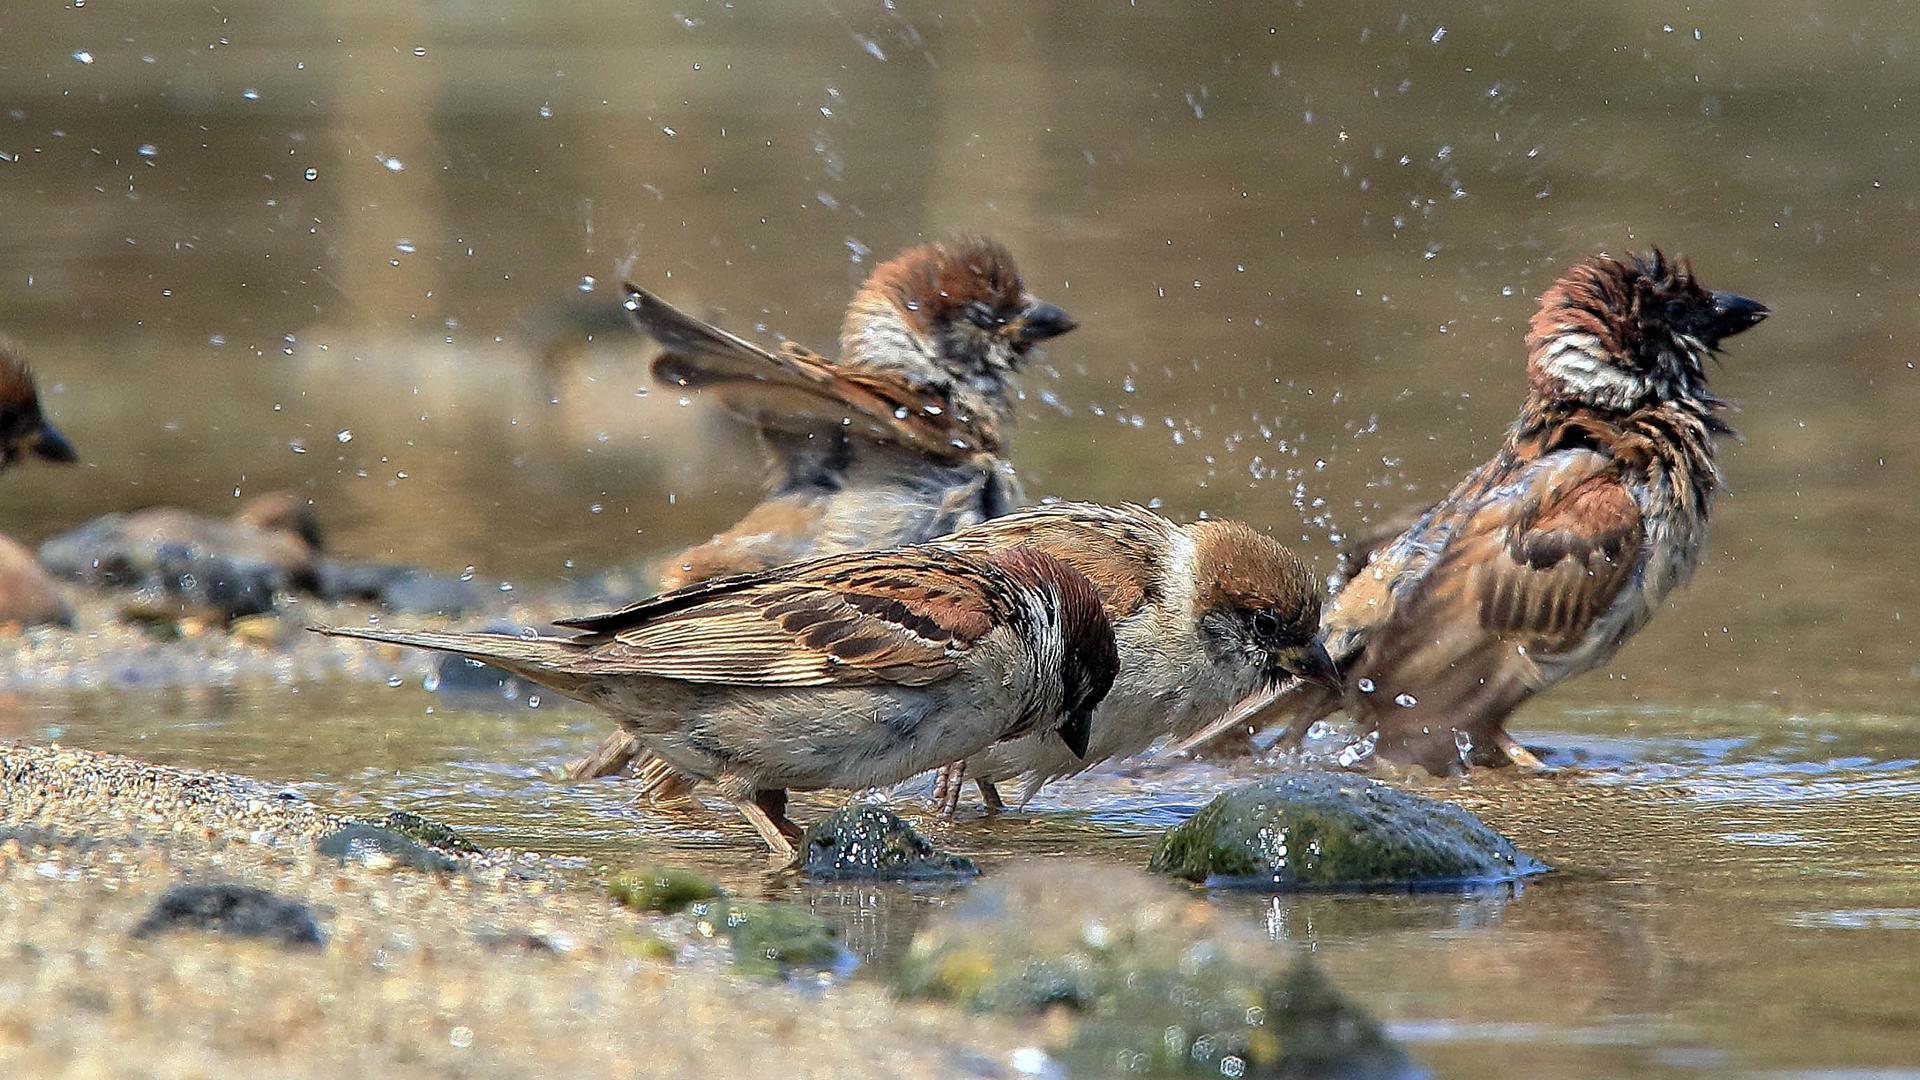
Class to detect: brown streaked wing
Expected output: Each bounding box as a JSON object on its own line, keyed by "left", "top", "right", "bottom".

{"left": 547, "top": 548, "right": 1014, "bottom": 688}
{"left": 935, "top": 502, "right": 1161, "bottom": 619}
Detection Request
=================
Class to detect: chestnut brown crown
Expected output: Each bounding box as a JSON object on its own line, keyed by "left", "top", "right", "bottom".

{"left": 843, "top": 237, "right": 1076, "bottom": 383}
{"left": 1189, "top": 520, "right": 1338, "bottom": 689}
{"left": 1526, "top": 250, "right": 1768, "bottom": 411}
{"left": 0, "top": 342, "right": 78, "bottom": 470}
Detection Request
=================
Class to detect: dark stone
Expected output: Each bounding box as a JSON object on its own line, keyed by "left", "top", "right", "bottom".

{"left": 379, "top": 810, "right": 483, "bottom": 855}
{"left": 795, "top": 804, "right": 977, "bottom": 881}
{"left": 316, "top": 824, "right": 459, "bottom": 873}
{"left": 895, "top": 862, "right": 1420, "bottom": 1078}
{"left": 132, "top": 883, "right": 325, "bottom": 947}
{"left": 608, "top": 865, "right": 723, "bottom": 913}
{"left": 1150, "top": 772, "right": 1547, "bottom": 890}
{"left": 476, "top": 929, "right": 563, "bottom": 954}
{"left": 39, "top": 511, "right": 297, "bottom": 621}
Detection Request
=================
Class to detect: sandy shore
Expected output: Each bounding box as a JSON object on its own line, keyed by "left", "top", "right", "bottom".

{"left": 0, "top": 742, "right": 1044, "bottom": 1078}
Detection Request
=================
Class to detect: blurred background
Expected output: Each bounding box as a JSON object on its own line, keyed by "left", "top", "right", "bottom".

{"left": 5, "top": 0, "right": 1912, "bottom": 716}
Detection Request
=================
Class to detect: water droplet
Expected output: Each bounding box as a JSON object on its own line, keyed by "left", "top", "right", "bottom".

{"left": 136, "top": 144, "right": 158, "bottom": 158}
{"left": 386, "top": 675, "right": 404, "bottom": 688}
{"left": 1356, "top": 678, "right": 1376, "bottom": 693}
{"left": 578, "top": 275, "right": 596, "bottom": 292}
{"left": 335, "top": 429, "right": 352, "bottom": 443}
{"left": 242, "top": 88, "right": 261, "bottom": 101}
{"left": 288, "top": 439, "right": 307, "bottom": 454}
{"left": 395, "top": 240, "right": 416, "bottom": 254}
{"left": 1394, "top": 692, "right": 1419, "bottom": 708}
{"left": 459, "top": 566, "right": 475, "bottom": 582}
{"left": 304, "top": 167, "right": 319, "bottom": 181}
{"left": 379, "top": 155, "right": 405, "bottom": 173}
{"left": 1430, "top": 26, "right": 1447, "bottom": 43}
{"left": 527, "top": 695, "right": 541, "bottom": 709}
{"left": 72, "top": 50, "right": 94, "bottom": 65}
{"left": 538, "top": 102, "right": 553, "bottom": 119}
{"left": 412, "top": 46, "right": 428, "bottom": 57}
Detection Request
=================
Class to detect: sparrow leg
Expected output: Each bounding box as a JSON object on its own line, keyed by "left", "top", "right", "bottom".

{"left": 1491, "top": 730, "right": 1548, "bottom": 771}
{"left": 729, "top": 792, "right": 801, "bottom": 863}
{"left": 636, "top": 754, "right": 704, "bottom": 808}
{"left": 976, "top": 779, "right": 1005, "bottom": 813}
{"left": 565, "top": 728, "right": 645, "bottom": 780}
{"left": 930, "top": 764, "right": 964, "bottom": 820}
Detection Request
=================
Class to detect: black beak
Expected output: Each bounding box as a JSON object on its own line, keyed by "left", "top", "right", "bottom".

{"left": 1014, "top": 301, "right": 1077, "bottom": 344}
{"left": 1709, "top": 291, "right": 1769, "bottom": 343}
{"left": 1277, "top": 638, "right": 1342, "bottom": 691}
{"left": 1056, "top": 709, "right": 1094, "bottom": 761}
{"left": 32, "top": 421, "right": 78, "bottom": 464}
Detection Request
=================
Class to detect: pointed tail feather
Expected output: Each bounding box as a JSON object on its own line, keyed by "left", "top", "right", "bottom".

{"left": 1172, "top": 679, "right": 1342, "bottom": 755}
{"left": 309, "top": 625, "right": 598, "bottom": 696}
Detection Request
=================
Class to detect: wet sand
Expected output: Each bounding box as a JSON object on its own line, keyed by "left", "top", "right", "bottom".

{"left": 0, "top": 742, "right": 1042, "bottom": 1078}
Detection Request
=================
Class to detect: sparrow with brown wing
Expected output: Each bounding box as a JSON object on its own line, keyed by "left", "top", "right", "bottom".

{"left": 568, "top": 237, "right": 1075, "bottom": 780}
{"left": 625, "top": 503, "right": 1336, "bottom": 814}
{"left": 315, "top": 545, "right": 1116, "bottom": 860}
{"left": 0, "top": 341, "right": 78, "bottom": 471}
{"left": 0, "top": 341, "right": 79, "bottom": 629}
{"left": 1180, "top": 250, "right": 1769, "bottom": 774}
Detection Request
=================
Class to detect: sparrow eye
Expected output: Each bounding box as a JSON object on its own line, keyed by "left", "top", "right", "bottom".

{"left": 964, "top": 302, "right": 1001, "bottom": 331}
{"left": 1251, "top": 609, "right": 1281, "bottom": 640}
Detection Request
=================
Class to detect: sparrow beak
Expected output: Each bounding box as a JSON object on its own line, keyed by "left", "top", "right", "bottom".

{"left": 1056, "top": 708, "right": 1094, "bottom": 761}
{"left": 31, "top": 421, "right": 79, "bottom": 464}
{"left": 1707, "top": 291, "right": 1769, "bottom": 344}
{"left": 1011, "top": 300, "right": 1077, "bottom": 345}
{"left": 1274, "top": 638, "right": 1341, "bottom": 691}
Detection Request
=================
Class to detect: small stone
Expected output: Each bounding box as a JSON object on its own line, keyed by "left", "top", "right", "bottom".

{"left": 380, "top": 810, "right": 483, "bottom": 855}
{"left": 1149, "top": 772, "right": 1547, "bottom": 890}
{"left": 714, "top": 901, "right": 846, "bottom": 977}
{"left": 608, "top": 865, "right": 722, "bottom": 913}
{"left": 795, "top": 805, "right": 977, "bottom": 881}
{"left": 317, "top": 825, "right": 458, "bottom": 873}
{"left": 132, "top": 882, "right": 324, "bottom": 947}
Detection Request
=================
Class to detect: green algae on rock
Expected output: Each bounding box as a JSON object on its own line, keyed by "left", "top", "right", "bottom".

{"left": 795, "top": 804, "right": 976, "bottom": 881}
{"left": 716, "top": 901, "right": 848, "bottom": 977}
{"left": 608, "top": 865, "right": 723, "bottom": 914}
{"left": 895, "top": 861, "right": 1419, "bottom": 1078}
{"left": 380, "top": 810, "right": 483, "bottom": 855}
{"left": 1150, "top": 772, "right": 1546, "bottom": 890}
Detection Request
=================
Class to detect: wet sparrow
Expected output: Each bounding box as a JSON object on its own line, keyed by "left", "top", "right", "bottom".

{"left": 1180, "top": 251, "right": 1769, "bottom": 773}
{"left": 0, "top": 341, "right": 77, "bottom": 470}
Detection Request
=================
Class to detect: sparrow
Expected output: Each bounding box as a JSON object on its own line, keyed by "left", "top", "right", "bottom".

{"left": 628, "top": 503, "right": 1337, "bottom": 814}
{"left": 315, "top": 545, "right": 1117, "bottom": 860}
{"left": 0, "top": 341, "right": 78, "bottom": 470}
{"left": 569, "top": 237, "right": 1075, "bottom": 781}
{"left": 632, "top": 236, "right": 1075, "bottom": 589}
{"left": 1179, "top": 250, "right": 1769, "bottom": 774}
{"left": 0, "top": 341, "right": 78, "bottom": 628}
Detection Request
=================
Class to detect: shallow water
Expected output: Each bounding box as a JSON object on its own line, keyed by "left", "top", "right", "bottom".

{"left": 3, "top": 0, "right": 1919, "bottom": 1075}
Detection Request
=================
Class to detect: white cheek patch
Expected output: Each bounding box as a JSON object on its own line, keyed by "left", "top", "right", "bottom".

{"left": 1538, "top": 332, "right": 1648, "bottom": 410}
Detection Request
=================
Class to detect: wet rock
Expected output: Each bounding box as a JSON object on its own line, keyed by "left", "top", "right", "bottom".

{"left": 132, "top": 882, "right": 325, "bottom": 947}
{"left": 39, "top": 495, "right": 320, "bottom": 621}
{"left": 379, "top": 810, "right": 483, "bottom": 855}
{"left": 316, "top": 824, "right": 458, "bottom": 873}
{"left": 0, "top": 533, "right": 71, "bottom": 629}
{"left": 716, "top": 901, "right": 847, "bottom": 977}
{"left": 608, "top": 865, "right": 723, "bottom": 913}
{"left": 795, "top": 804, "right": 977, "bottom": 881}
{"left": 895, "top": 862, "right": 1418, "bottom": 1078}
{"left": 475, "top": 929, "right": 564, "bottom": 954}
{"left": 314, "top": 559, "right": 481, "bottom": 616}
{"left": 1150, "top": 772, "right": 1546, "bottom": 890}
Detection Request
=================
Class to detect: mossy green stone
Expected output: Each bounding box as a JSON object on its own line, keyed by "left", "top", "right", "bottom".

{"left": 379, "top": 810, "right": 483, "bottom": 855}
{"left": 717, "top": 901, "right": 844, "bottom": 977}
{"left": 607, "top": 865, "right": 723, "bottom": 914}
{"left": 1150, "top": 773, "right": 1546, "bottom": 889}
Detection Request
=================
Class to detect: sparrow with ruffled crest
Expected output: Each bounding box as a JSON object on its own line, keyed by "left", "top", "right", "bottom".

{"left": 316, "top": 544, "right": 1116, "bottom": 860}
{"left": 1180, "top": 250, "right": 1769, "bottom": 773}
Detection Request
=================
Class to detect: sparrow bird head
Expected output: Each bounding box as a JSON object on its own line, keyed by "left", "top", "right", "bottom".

{"left": 1189, "top": 520, "right": 1340, "bottom": 691}
{"left": 1527, "top": 250, "right": 1769, "bottom": 412}
{"left": 842, "top": 237, "right": 1076, "bottom": 389}
{"left": 0, "top": 342, "right": 78, "bottom": 471}
{"left": 987, "top": 545, "right": 1118, "bottom": 760}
